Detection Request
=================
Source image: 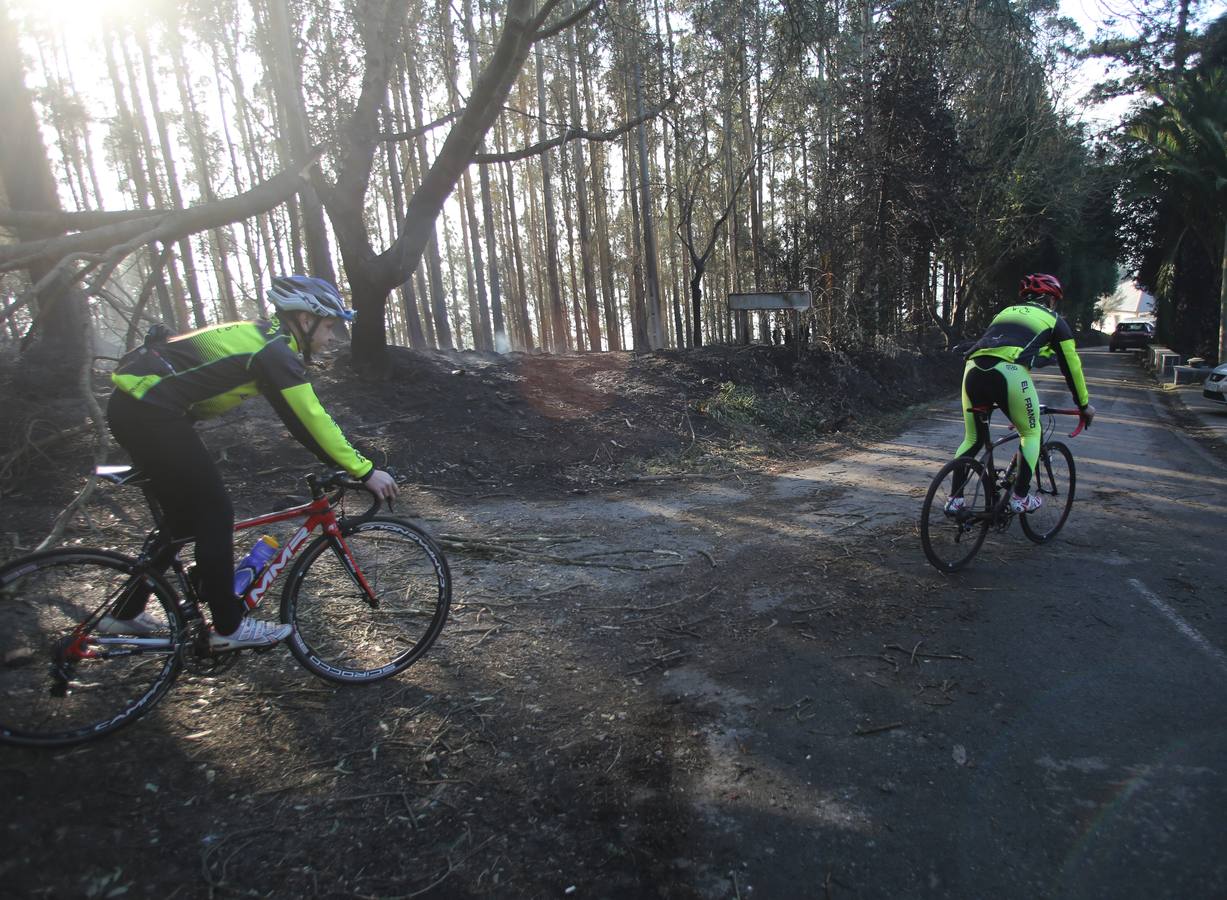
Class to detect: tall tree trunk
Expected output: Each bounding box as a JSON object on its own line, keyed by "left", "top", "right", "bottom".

{"left": 210, "top": 34, "right": 266, "bottom": 312}
{"left": 568, "top": 29, "right": 601, "bottom": 351}
{"left": 224, "top": 9, "right": 282, "bottom": 298}
{"left": 165, "top": 20, "right": 240, "bottom": 319}
{"left": 559, "top": 137, "right": 586, "bottom": 349}
{"left": 0, "top": 0, "right": 86, "bottom": 387}
{"left": 525, "top": 142, "right": 552, "bottom": 349}
{"left": 535, "top": 45, "right": 569, "bottom": 351}
{"left": 121, "top": 32, "right": 224, "bottom": 325}
{"left": 633, "top": 56, "right": 664, "bottom": 349}
{"left": 440, "top": 0, "right": 493, "bottom": 351}
{"left": 625, "top": 125, "right": 649, "bottom": 351}
{"left": 265, "top": 0, "right": 335, "bottom": 282}
{"left": 470, "top": 0, "right": 506, "bottom": 351}
{"left": 405, "top": 49, "right": 454, "bottom": 349}
{"left": 383, "top": 96, "right": 426, "bottom": 348}
{"left": 501, "top": 156, "right": 533, "bottom": 350}
{"left": 110, "top": 26, "right": 205, "bottom": 327}
{"left": 581, "top": 45, "right": 620, "bottom": 350}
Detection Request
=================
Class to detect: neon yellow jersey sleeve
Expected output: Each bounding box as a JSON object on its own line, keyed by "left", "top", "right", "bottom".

{"left": 1055, "top": 338, "right": 1090, "bottom": 407}
{"left": 274, "top": 382, "right": 373, "bottom": 479}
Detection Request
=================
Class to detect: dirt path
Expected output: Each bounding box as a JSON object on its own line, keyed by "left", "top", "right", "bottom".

{"left": 3, "top": 349, "right": 1225, "bottom": 898}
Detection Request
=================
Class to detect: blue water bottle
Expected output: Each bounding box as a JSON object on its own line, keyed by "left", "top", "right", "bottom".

{"left": 234, "top": 535, "right": 279, "bottom": 599}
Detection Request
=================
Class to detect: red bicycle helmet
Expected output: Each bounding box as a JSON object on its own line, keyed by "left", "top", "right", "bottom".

{"left": 1019, "top": 273, "right": 1063, "bottom": 302}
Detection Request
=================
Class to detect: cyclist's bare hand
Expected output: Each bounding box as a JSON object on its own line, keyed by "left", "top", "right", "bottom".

{"left": 1080, "top": 403, "right": 1096, "bottom": 429}
{"left": 364, "top": 469, "right": 398, "bottom": 502}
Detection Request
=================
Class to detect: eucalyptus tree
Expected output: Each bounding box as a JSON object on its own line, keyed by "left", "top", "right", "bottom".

{"left": 293, "top": 0, "right": 602, "bottom": 370}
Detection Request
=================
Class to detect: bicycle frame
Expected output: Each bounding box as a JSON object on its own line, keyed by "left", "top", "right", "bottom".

{"left": 233, "top": 493, "right": 375, "bottom": 612}
{"left": 964, "top": 404, "right": 1082, "bottom": 524}
{"left": 81, "top": 481, "right": 378, "bottom": 658}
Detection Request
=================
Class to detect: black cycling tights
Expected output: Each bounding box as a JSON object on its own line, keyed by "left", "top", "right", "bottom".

{"left": 106, "top": 391, "right": 243, "bottom": 634}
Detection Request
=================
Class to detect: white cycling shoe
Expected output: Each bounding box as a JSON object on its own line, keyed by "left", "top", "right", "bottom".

{"left": 1009, "top": 493, "right": 1043, "bottom": 514}
{"left": 944, "top": 496, "right": 967, "bottom": 514}
{"left": 209, "top": 618, "right": 292, "bottom": 651}
{"left": 96, "top": 611, "right": 163, "bottom": 636}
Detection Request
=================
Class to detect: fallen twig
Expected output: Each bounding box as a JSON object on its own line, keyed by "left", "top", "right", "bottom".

{"left": 884, "top": 643, "right": 972, "bottom": 662}
{"left": 854, "top": 721, "right": 904, "bottom": 736}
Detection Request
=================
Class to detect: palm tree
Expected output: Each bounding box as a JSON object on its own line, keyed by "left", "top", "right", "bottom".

{"left": 1128, "top": 70, "right": 1227, "bottom": 361}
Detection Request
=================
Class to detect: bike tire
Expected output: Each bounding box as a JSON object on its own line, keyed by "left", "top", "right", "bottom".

{"left": 0, "top": 548, "right": 184, "bottom": 748}
{"left": 281, "top": 516, "right": 451, "bottom": 683}
{"left": 1020, "top": 441, "right": 1076, "bottom": 544}
{"left": 920, "top": 456, "right": 993, "bottom": 573}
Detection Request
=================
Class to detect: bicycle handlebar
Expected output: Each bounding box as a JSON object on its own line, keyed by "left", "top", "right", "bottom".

{"left": 1002, "top": 406, "right": 1087, "bottom": 439}
{"left": 1038, "top": 406, "right": 1087, "bottom": 438}
{"left": 307, "top": 468, "right": 396, "bottom": 524}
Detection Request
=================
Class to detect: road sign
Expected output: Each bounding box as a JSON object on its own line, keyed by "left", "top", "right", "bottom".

{"left": 727, "top": 291, "right": 812, "bottom": 311}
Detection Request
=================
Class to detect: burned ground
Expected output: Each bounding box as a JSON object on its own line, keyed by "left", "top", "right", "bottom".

{"left": 0, "top": 344, "right": 961, "bottom": 898}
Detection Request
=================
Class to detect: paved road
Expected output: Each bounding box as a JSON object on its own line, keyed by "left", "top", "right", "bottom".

{"left": 666, "top": 347, "right": 1227, "bottom": 898}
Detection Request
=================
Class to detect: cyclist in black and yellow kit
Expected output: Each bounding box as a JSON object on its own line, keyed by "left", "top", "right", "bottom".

{"left": 946, "top": 273, "right": 1095, "bottom": 515}
{"left": 102, "top": 276, "right": 397, "bottom": 649}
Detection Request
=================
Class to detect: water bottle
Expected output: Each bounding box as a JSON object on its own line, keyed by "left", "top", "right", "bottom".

{"left": 234, "top": 535, "right": 279, "bottom": 599}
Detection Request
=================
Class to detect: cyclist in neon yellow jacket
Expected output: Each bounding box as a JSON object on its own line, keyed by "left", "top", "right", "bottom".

{"left": 947, "top": 273, "right": 1095, "bottom": 515}
{"left": 103, "top": 276, "right": 397, "bottom": 650}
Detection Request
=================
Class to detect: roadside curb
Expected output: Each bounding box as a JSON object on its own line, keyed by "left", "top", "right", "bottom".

{"left": 1132, "top": 352, "right": 1227, "bottom": 460}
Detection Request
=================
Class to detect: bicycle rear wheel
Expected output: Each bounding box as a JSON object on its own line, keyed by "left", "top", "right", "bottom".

{"left": 920, "top": 456, "right": 993, "bottom": 572}
{"left": 1020, "top": 441, "right": 1076, "bottom": 543}
{"left": 0, "top": 549, "right": 183, "bottom": 747}
{"left": 281, "top": 516, "right": 451, "bottom": 683}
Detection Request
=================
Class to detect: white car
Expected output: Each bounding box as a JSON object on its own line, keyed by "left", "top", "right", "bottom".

{"left": 1204, "top": 364, "right": 1227, "bottom": 404}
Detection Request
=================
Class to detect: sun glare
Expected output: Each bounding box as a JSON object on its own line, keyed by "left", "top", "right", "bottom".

{"left": 20, "top": 0, "right": 137, "bottom": 38}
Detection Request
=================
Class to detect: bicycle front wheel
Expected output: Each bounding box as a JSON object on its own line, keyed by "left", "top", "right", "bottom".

{"left": 1020, "top": 441, "right": 1076, "bottom": 544}
{"left": 0, "top": 549, "right": 184, "bottom": 748}
{"left": 920, "top": 456, "right": 993, "bottom": 573}
{"left": 281, "top": 517, "right": 451, "bottom": 683}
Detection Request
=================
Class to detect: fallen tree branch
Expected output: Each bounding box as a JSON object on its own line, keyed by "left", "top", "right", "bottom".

{"left": 0, "top": 146, "right": 325, "bottom": 272}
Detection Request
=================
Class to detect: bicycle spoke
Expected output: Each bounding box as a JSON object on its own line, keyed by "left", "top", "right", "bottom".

{"left": 921, "top": 457, "right": 992, "bottom": 572}
{"left": 0, "top": 551, "right": 183, "bottom": 747}
{"left": 1020, "top": 442, "right": 1076, "bottom": 544}
{"left": 282, "top": 518, "right": 450, "bottom": 683}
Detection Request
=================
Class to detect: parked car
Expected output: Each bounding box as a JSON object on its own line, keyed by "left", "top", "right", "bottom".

{"left": 1108, "top": 321, "right": 1155, "bottom": 352}
{"left": 1203, "top": 363, "right": 1227, "bottom": 405}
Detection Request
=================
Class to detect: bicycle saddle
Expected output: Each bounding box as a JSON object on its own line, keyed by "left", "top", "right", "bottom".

{"left": 96, "top": 465, "right": 151, "bottom": 486}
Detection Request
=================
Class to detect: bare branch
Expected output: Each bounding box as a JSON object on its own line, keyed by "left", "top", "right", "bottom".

{"left": 473, "top": 98, "right": 672, "bottom": 164}
{"left": 534, "top": 0, "right": 597, "bottom": 41}
{"left": 378, "top": 110, "right": 459, "bottom": 143}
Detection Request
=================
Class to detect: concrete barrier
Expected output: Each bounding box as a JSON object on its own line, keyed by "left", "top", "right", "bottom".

{"left": 1157, "top": 351, "right": 1181, "bottom": 377}
{"left": 1172, "top": 365, "right": 1211, "bottom": 385}
{"left": 1146, "top": 345, "right": 1171, "bottom": 369}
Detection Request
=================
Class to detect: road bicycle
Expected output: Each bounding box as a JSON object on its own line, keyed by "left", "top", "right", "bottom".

{"left": 920, "top": 404, "right": 1085, "bottom": 573}
{"left": 0, "top": 467, "right": 450, "bottom": 748}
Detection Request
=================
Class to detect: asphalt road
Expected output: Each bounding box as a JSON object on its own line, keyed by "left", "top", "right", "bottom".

{"left": 666, "top": 347, "right": 1227, "bottom": 899}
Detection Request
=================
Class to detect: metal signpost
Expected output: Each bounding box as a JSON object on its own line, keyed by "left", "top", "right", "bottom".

{"left": 727, "top": 291, "right": 812, "bottom": 353}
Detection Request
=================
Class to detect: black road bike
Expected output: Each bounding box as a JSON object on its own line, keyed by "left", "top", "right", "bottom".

{"left": 920, "top": 404, "right": 1085, "bottom": 572}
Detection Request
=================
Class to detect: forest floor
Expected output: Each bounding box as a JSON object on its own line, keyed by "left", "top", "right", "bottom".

{"left": 0, "top": 342, "right": 964, "bottom": 898}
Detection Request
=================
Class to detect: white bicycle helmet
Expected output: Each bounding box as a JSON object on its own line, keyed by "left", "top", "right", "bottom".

{"left": 266, "top": 275, "right": 355, "bottom": 322}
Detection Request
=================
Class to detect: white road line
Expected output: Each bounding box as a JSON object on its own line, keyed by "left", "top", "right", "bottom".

{"left": 1129, "top": 578, "right": 1227, "bottom": 673}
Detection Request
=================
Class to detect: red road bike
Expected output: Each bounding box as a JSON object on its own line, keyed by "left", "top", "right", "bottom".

{"left": 0, "top": 468, "right": 450, "bottom": 747}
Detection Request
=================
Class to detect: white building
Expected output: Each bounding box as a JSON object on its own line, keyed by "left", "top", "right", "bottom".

{"left": 1097, "top": 280, "right": 1156, "bottom": 332}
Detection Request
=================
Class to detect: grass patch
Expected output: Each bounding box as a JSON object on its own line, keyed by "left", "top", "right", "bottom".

{"left": 695, "top": 381, "right": 825, "bottom": 440}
